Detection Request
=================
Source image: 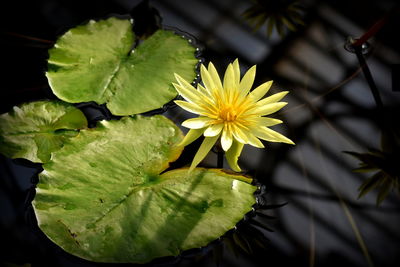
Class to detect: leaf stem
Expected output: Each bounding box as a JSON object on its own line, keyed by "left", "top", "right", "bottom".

{"left": 4, "top": 31, "right": 54, "bottom": 44}
{"left": 352, "top": 5, "right": 399, "bottom": 47}
{"left": 353, "top": 45, "right": 384, "bottom": 113}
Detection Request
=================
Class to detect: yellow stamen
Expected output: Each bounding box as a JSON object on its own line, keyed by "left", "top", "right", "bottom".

{"left": 219, "top": 105, "right": 237, "bottom": 122}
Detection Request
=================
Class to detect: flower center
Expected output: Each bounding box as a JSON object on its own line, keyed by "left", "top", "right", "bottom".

{"left": 219, "top": 105, "right": 237, "bottom": 122}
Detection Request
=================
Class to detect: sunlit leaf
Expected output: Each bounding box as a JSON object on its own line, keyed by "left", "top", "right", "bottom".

{"left": 0, "top": 101, "right": 87, "bottom": 163}
{"left": 47, "top": 17, "right": 198, "bottom": 115}
{"left": 33, "top": 115, "right": 256, "bottom": 263}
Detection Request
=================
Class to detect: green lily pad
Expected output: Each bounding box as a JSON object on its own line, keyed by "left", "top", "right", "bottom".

{"left": 46, "top": 17, "right": 198, "bottom": 115}
{"left": 33, "top": 115, "right": 256, "bottom": 263}
{"left": 0, "top": 101, "right": 87, "bottom": 163}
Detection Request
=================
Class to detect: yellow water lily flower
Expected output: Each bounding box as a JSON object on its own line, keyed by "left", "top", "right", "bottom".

{"left": 173, "top": 59, "right": 294, "bottom": 172}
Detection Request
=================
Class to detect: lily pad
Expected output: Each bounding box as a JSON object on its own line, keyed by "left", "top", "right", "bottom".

{"left": 0, "top": 101, "right": 87, "bottom": 163}
{"left": 33, "top": 115, "right": 256, "bottom": 263}
{"left": 46, "top": 17, "right": 198, "bottom": 115}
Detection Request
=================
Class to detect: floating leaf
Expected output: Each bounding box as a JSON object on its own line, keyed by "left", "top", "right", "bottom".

{"left": 33, "top": 116, "right": 256, "bottom": 263}
{"left": 46, "top": 17, "right": 198, "bottom": 115}
{"left": 0, "top": 101, "right": 87, "bottom": 163}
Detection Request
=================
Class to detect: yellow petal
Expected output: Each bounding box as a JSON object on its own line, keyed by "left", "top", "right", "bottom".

{"left": 197, "top": 84, "right": 212, "bottom": 98}
{"left": 174, "top": 75, "right": 217, "bottom": 112}
{"left": 249, "top": 80, "right": 273, "bottom": 102}
{"left": 246, "top": 133, "right": 265, "bottom": 148}
{"left": 231, "top": 124, "right": 249, "bottom": 144}
{"left": 221, "top": 125, "right": 233, "bottom": 151}
{"left": 233, "top": 124, "right": 264, "bottom": 148}
{"left": 178, "top": 128, "right": 205, "bottom": 147}
{"left": 174, "top": 100, "right": 209, "bottom": 115}
{"left": 174, "top": 73, "right": 195, "bottom": 88}
{"left": 244, "top": 102, "right": 287, "bottom": 116}
{"left": 207, "top": 62, "right": 223, "bottom": 90}
{"left": 256, "top": 91, "right": 289, "bottom": 106}
{"left": 252, "top": 127, "right": 295, "bottom": 144}
{"left": 250, "top": 117, "right": 283, "bottom": 126}
{"left": 172, "top": 83, "right": 201, "bottom": 103}
{"left": 223, "top": 64, "right": 236, "bottom": 102}
{"left": 182, "top": 117, "right": 214, "bottom": 129}
{"left": 200, "top": 64, "right": 216, "bottom": 93}
{"left": 174, "top": 74, "right": 217, "bottom": 108}
{"left": 233, "top": 59, "right": 240, "bottom": 87}
{"left": 226, "top": 139, "right": 244, "bottom": 172}
{"left": 190, "top": 135, "right": 220, "bottom": 172}
{"left": 204, "top": 123, "right": 224, "bottom": 137}
{"left": 196, "top": 91, "right": 219, "bottom": 113}
{"left": 239, "top": 65, "right": 256, "bottom": 97}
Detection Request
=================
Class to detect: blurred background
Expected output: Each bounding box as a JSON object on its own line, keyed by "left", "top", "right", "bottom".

{"left": 1, "top": 0, "right": 399, "bottom": 266}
